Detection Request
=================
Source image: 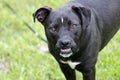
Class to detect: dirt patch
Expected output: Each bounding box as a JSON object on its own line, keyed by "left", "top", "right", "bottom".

{"left": 0, "top": 61, "right": 9, "bottom": 74}
{"left": 37, "top": 44, "right": 48, "bottom": 52}
{"left": 0, "top": 54, "right": 10, "bottom": 74}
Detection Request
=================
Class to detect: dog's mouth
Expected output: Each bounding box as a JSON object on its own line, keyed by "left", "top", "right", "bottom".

{"left": 60, "top": 48, "right": 73, "bottom": 58}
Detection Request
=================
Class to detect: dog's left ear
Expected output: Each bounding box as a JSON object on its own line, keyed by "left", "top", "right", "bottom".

{"left": 72, "top": 6, "right": 91, "bottom": 30}
{"left": 33, "top": 6, "right": 52, "bottom": 23}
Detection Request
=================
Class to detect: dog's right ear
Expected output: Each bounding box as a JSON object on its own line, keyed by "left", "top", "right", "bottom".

{"left": 33, "top": 6, "right": 52, "bottom": 23}
{"left": 72, "top": 6, "right": 91, "bottom": 30}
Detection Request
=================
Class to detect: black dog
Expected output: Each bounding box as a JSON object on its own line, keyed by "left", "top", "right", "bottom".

{"left": 33, "top": 0, "right": 120, "bottom": 80}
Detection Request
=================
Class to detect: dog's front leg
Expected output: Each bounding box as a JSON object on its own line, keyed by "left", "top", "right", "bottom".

{"left": 82, "top": 66, "right": 96, "bottom": 80}
{"left": 59, "top": 63, "right": 76, "bottom": 80}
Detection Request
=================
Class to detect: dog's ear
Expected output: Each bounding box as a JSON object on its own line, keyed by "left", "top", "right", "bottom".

{"left": 72, "top": 6, "right": 91, "bottom": 30}
{"left": 33, "top": 6, "right": 52, "bottom": 23}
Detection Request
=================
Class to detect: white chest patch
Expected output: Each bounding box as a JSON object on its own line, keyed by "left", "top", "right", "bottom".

{"left": 60, "top": 60, "right": 81, "bottom": 69}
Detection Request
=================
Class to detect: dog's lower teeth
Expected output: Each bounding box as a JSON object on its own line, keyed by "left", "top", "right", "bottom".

{"left": 61, "top": 48, "right": 71, "bottom": 53}
{"left": 60, "top": 48, "right": 73, "bottom": 57}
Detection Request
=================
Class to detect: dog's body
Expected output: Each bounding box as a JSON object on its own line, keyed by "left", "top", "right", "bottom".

{"left": 33, "top": 0, "right": 120, "bottom": 80}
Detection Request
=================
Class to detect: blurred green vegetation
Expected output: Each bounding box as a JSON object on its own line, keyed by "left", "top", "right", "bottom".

{"left": 0, "top": 0, "right": 120, "bottom": 80}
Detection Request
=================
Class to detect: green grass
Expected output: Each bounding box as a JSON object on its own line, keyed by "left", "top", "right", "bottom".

{"left": 0, "top": 0, "right": 120, "bottom": 80}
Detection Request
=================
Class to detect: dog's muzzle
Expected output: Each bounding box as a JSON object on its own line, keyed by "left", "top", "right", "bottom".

{"left": 56, "top": 37, "right": 76, "bottom": 58}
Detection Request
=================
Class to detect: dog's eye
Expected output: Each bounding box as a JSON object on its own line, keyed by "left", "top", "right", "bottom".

{"left": 48, "top": 27, "right": 56, "bottom": 32}
{"left": 70, "top": 24, "right": 77, "bottom": 29}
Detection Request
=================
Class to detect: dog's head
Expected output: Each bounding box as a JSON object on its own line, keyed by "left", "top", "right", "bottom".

{"left": 33, "top": 5, "right": 91, "bottom": 58}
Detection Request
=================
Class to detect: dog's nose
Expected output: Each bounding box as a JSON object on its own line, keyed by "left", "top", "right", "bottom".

{"left": 60, "top": 40, "right": 71, "bottom": 48}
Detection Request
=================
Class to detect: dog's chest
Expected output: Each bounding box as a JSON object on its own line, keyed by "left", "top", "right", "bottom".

{"left": 60, "top": 60, "right": 81, "bottom": 69}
